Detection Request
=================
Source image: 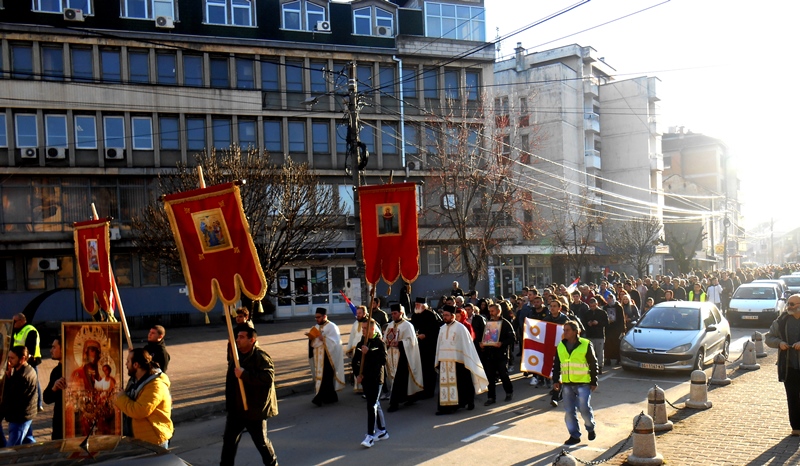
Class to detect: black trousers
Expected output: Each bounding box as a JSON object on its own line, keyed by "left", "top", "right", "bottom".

{"left": 312, "top": 355, "right": 339, "bottom": 405}
{"left": 784, "top": 367, "right": 800, "bottom": 430}
{"left": 362, "top": 381, "right": 386, "bottom": 436}
{"left": 484, "top": 357, "right": 513, "bottom": 400}
{"left": 220, "top": 415, "right": 277, "bottom": 466}
{"left": 389, "top": 348, "right": 411, "bottom": 406}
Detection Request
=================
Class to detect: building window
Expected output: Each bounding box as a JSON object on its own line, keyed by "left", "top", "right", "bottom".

{"left": 0, "top": 258, "right": 15, "bottom": 291}
{"left": 236, "top": 57, "right": 255, "bottom": 89}
{"left": 74, "top": 115, "right": 96, "bottom": 149}
{"left": 210, "top": 57, "right": 229, "bottom": 88}
{"left": 353, "top": 6, "right": 394, "bottom": 36}
{"left": 336, "top": 122, "right": 347, "bottom": 154}
{"left": 404, "top": 123, "right": 418, "bottom": 155}
{"left": 425, "top": 2, "right": 485, "bottom": 41}
{"left": 353, "top": 7, "right": 371, "bottom": 35}
{"left": 132, "top": 117, "right": 153, "bottom": 150}
{"left": 33, "top": 0, "right": 92, "bottom": 14}
{"left": 71, "top": 48, "right": 93, "bottom": 82}
{"left": 101, "top": 49, "right": 122, "bottom": 83}
{"left": 207, "top": 0, "right": 254, "bottom": 26}
{"left": 285, "top": 60, "right": 304, "bottom": 93}
{"left": 281, "top": 0, "right": 327, "bottom": 31}
{"left": 238, "top": 119, "right": 256, "bottom": 148}
{"left": 263, "top": 120, "right": 282, "bottom": 153}
{"left": 465, "top": 70, "right": 480, "bottom": 101}
{"left": 112, "top": 254, "right": 133, "bottom": 287}
{"left": 212, "top": 118, "right": 232, "bottom": 150}
{"left": 45, "top": 115, "right": 68, "bottom": 147}
{"left": 183, "top": 55, "right": 203, "bottom": 87}
{"left": 338, "top": 185, "right": 354, "bottom": 215}
{"left": 186, "top": 117, "right": 206, "bottom": 151}
{"left": 261, "top": 61, "right": 279, "bottom": 91}
{"left": 157, "top": 53, "right": 177, "bottom": 85}
{"left": 443, "top": 69, "right": 459, "bottom": 99}
{"left": 288, "top": 121, "right": 306, "bottom": 153}
{"left": 123, "top": 0, "right": 176, "bottom": 19}
{"left": 311, "top": 121, "right": 329, "bottom": 154}
{"left": 520, "top": 134, "right": 530, "bottom": 164}
{"left": 379, "top": 66, "right": 395, "bottom": 97}
{"left": 11, "top": 44, "right": 34, "bottom": 80}
{"left": 15, "top": 114, "right": 38, "bottom": 148}
{"left": 360, "top": 124, "right": 375, "bottom": 154}
{"left": 129, "top": 50, "right": 150, "bottom": 84}
{"left": 423, "top": 68, "right": 438, "bottom": 99}
{"left": 27, "top": 259, "right": 45, "bottom": 290}
{"left": 42, "top": 46, "right": 65, "bottom": 81}
{"left": 357, "top": 64, "right": 373, "bottom": 93}
{"left": 446, "top": 246, "right": 463, "bottom": 274}
{"left": 103, "top": 116, "right": 125, "bottom": 148}
{"left": 310, "top": 61, "right": 327, "bottom": 93}
{"left": 381, "top": 122, "right": 398, "bottom": 155}
{"left": 427, "top": 246, "right": 442, "bottom": 274}
{"left": 0, "top": 115, "right": 7, "bottom": 148}
{"left": 442, "top": 193, "right": 456, "bottom": 210}
{"left": 402, "top": 70, "right": 417, "bottom": 99}
{"left": 159, "top": 116, "right": 180, "bottom": 150}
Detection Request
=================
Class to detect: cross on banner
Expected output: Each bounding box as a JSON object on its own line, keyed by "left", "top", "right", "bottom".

{"left": 521, "top": 318, "right": 564, "bottom": 378}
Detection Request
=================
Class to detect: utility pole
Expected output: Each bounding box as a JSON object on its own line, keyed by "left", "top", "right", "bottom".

{"left": 346, "top": 62, "right": 368, "bottom": 307}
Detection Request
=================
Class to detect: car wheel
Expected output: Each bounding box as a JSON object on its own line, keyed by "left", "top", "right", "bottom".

{"left": 722, "top": 337, "right": 730, "bottom": 358}
{"left": 693, "top": 348, "right": 705, "bottom": 371}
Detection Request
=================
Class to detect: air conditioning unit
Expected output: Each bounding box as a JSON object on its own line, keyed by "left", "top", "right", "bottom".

{"left": 376, "top": 25, "right": 392, "bottom": 37}
{"left": 109, "top": 227, "right": 121, "bottom": 240}
{"left": 155, "top": 16, "right": 174, "bottom": 29}
{"left": 105, "top": 147, "right": 125, "bottom": 160}
{"left": 345, "top": 215, "right": 356, "bottom": 226}
{"left": 407, "top": 160, "right": 423, "bottom": 170}
{"left": 38, "top": 258, "right": 59, "bottom": 272}
{"left": 21, "top": 147, "right": 38, "bottom": 159}
{"left": 46, "top": 147, "right": 67, "bottom": 159}
{"left": 315, "top": 20, "right": 331, "bottom": 32}
{"left": 64, "top": 8, "right": 85, "bottom": 21}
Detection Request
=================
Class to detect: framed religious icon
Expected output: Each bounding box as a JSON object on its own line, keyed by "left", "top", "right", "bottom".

{"left": 0, "top": 320, "right": 13, "bottom": 404}
{"left": 62, "top": 322, "right": 123, "bottom": 438}
{"left": 481, "top": 321, "right": 502, "bottom": 346}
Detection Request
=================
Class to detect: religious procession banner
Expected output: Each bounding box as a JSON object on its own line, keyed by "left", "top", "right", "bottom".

{"left": 163, "top": 182, "right": 267, "bottom": 311}
{"left": 63, "top": 322, "right": 123, "bottom": 438}
{"left": 73, "top": 218, "right": 114, "bottom": 315}
{"left": 521, "top": 318, "right": 564, "bottom": 378}
{"left": 358, "top": 183, "right": 419, "bottom": 287}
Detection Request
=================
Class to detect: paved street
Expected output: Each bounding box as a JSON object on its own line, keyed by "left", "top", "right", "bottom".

{"left": 27, "top": 319, "right": 800, "bottom": 465}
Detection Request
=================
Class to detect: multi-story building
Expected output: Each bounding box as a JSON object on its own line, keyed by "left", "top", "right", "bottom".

{"left": 0, "top": 0, "right": 495, "bottom": 322}
{"left": 491, "top": 43, "right": 664, "bottom": 290}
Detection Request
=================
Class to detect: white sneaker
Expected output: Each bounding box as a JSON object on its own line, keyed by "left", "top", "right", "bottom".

{"left": 529, "top": 378, "right": 539, "bottom": 386}
{"left": 361, "top": 434, "right": 374, "bottom": 448}
{"left": 376, "top": 430, "right": 389, "bottom": 441}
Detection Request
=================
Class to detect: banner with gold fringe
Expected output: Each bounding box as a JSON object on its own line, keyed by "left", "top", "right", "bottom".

{"left": 73, "top": 218, "right": 114, "bottom": 315}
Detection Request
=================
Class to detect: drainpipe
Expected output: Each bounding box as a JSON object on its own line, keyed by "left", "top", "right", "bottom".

{"left": 392, "top": 55, "right": 406, "bottom": 170}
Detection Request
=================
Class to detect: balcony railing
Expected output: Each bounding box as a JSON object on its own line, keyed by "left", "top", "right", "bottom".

{"left": 584, "top": 113, "right": 600, "bottom": 132}
{"left": 585, "top": 149, "right": 601, "bottom": 170}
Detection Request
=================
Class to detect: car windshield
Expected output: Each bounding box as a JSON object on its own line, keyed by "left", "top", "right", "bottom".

{"left": 638, "top": 307, "right": 700, "bottom": 330}
{"left": 732, "top": 287, "right": 776, "bottom": 300}
{"left": 781, "top": 276, "right": 800, "bottom": 287}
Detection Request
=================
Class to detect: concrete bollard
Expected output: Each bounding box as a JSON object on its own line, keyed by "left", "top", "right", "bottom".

{"left": 627, "top": 413, "right": 664, "bottom": 466}
{"left": 709, "top": 353, "right": 731, "bottom": 385}
{"left": 646, "top": 385, "right": 673, "bottom": 432}
{"left": 753, "top": 332, "right": 768, "bottom": 358}
{"left": 552, "top": 451, "right": 578, "bottom": 466}
{"left": 685, "top": 369, "right": 713, "bottom": 409}
{"left": 740, "top": 340, "right": 761, "bottom": 370}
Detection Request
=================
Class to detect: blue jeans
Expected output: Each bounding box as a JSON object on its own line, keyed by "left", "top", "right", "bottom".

{"left": 562, "top": 383, "right": 595, "bottom": 439}
{"left": 6, "top": 420, "right": 35, "bottom": 446}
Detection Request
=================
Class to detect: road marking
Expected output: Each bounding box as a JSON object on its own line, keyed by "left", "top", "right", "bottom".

{"left": 613, "top": 376, "right": 686, "bottom": 384}
{"left": 315, "top": 456, "right": 345, "bottom": 465}
{"left": 461, "top": 425, "right": 498, "bottom": 442}
{"left": 490, "top": 434, "right": 607, "bottom": 452}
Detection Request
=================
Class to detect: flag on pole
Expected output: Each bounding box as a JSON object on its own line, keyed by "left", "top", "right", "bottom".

{"left": 73, "top": 218, "right": 114, "bottom": 315}
{"left": 163, "top": 182, "right": 267, "bottom": 311}
{"left": 358, "top": 182, "right": 419, "bottom": 287}
{"left": 340, "top": 290, "right": 358, "bottom": 317}
{"left": 566, "top": 277, "right": 581, "bottom": 295}
{"left": 521, "top": 318, "right": 564, "bottom": 378}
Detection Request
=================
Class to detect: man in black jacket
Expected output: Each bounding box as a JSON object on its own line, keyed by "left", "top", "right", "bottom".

{"left": 0, "top": 346, "right": 38, "bottom": 446}
{"left": 357, "top": 319, "right": 388, "bottom": 448}
{"left": 765, "top": 294, "right": 800, "bottom": 436}
{"left": 480, "top": 303, "right": 516, "bottom": 405}
{"left": 144, "top": 325, "right": 170, "bottom": 372}
{"left": 42, "top": 338, "right": 66, "bottom": 440}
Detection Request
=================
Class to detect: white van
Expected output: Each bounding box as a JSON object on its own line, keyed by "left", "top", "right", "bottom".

{"left": 727, "top": 283, "right": 786, "bottom": 325}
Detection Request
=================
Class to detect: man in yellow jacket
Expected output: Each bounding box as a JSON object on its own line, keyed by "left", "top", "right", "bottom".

{"left": 552, "top": 320, "right": 599, "bottom": 446}
{"left": 115, "top": 348, "right": 173, "bottom": 448}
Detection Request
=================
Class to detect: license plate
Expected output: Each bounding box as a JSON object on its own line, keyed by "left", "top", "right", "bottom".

{"left": 741, "top": 315, "right": 759, "bottom": 320}
{"left": 640, "top": 363, "right": 664, "bottom": 370}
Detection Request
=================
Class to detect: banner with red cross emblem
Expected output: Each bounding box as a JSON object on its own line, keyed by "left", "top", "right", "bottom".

{"left": 163, "top": 182, "right": 267, "bottom": 311}
{"left": 521, "top": 318, "right": 564, "bottom": 377}
{"left": 73, "top": 218, "right": 114, "bottom": 315}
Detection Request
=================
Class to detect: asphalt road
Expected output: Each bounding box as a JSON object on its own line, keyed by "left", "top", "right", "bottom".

{"left": 171, "top": 327, "right": 762, "bottom": 466}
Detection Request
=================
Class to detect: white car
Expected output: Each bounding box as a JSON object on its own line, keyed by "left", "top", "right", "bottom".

{"left": 727, "top": 283, "right": 786, "bottom": 325}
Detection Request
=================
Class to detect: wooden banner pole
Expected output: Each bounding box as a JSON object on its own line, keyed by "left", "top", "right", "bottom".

{"left": 226, "top": 304, "right": 249, "bottom": 411}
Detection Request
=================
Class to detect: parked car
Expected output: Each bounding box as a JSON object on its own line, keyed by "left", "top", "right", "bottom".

{"left": 752, "top": 279, "right": 790, "bottom": 299}
{"left": 780, "top": 275, "right": 800, "bottom": 294}
{"left": 0, "top": 436, "right": 189, "bottom": 466}
{"left": 620, "top": 301, "right": 730, "bottom": 372}
{"left": 727, "top": 283, "right": 786, "bottom": 324}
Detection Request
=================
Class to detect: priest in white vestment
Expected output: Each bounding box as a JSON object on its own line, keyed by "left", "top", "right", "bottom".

{"left": 384, "top": 304, "right": 424, "bottom": 412}
{"left": 311, "top": 307, "right": 345, "bottom": 406}
{"left": 435, "top": 305, "right": 488, "bottom": 414}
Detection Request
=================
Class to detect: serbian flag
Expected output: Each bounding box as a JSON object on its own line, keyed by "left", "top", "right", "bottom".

{"left": 358, "top": 183, "right": 419, "bottom": 287}
{"left": 566, "top": 277, "right": 580, "bottom": 295}
{"left": 521, "top": 318, "right": 564, "bottom": 378}
{"left": 74, "top": 218, "right": 114, "bottom": 315}
{"left": 163, "top": 182, "right": 267, "bottom": 311}
{"left": 340, "top": 290, "right": 358, "bottom": 317}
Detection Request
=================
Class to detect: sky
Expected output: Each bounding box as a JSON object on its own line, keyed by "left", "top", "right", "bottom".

{"left": 487, "top": 0, "right": 800, "bottom": 235}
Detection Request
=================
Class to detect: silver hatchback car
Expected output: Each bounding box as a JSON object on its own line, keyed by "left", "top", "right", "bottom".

{"left": 620, "top": 301, "right": 730, "bottom": 372}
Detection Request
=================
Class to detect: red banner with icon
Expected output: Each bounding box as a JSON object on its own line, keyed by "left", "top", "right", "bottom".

{"left": 163, "top": 182, "right": 267, "bottom": 311}
{"left": 358, "top": 183, "right": 420, "bottom": 287}
{"left": 74, "top": 218, "right": 114, "bottom": 315}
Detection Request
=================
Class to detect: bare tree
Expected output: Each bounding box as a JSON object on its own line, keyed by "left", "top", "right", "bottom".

{"left": 546, "top": 200, "right": 603, "bottom": 281}
{"left": 605, "top": 216, "right": 663, "bottom": 278}
{"left": 664, "top": 222, "right": 707, "bottom": 274}
{"left": 131, "top": 146, "right": 344, "bottom": 296}
{"left": 420, "top": 95, "right": 542, "bottom": 291}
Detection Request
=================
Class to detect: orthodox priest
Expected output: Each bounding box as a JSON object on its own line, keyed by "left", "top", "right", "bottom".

{"left": 411, "top": 297, "right": 441, "bottom": 399}
{"left": 434, "top": 305, "right": 488, "bottom": 415}
{"left": 384, "top": 304, "right": 424, "bottom": 412}
{"left": 346, "top": 306, "right": 370, "bottom": 393}
{"left": 310, "top": 308, "right": 345, "bottom": 406}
